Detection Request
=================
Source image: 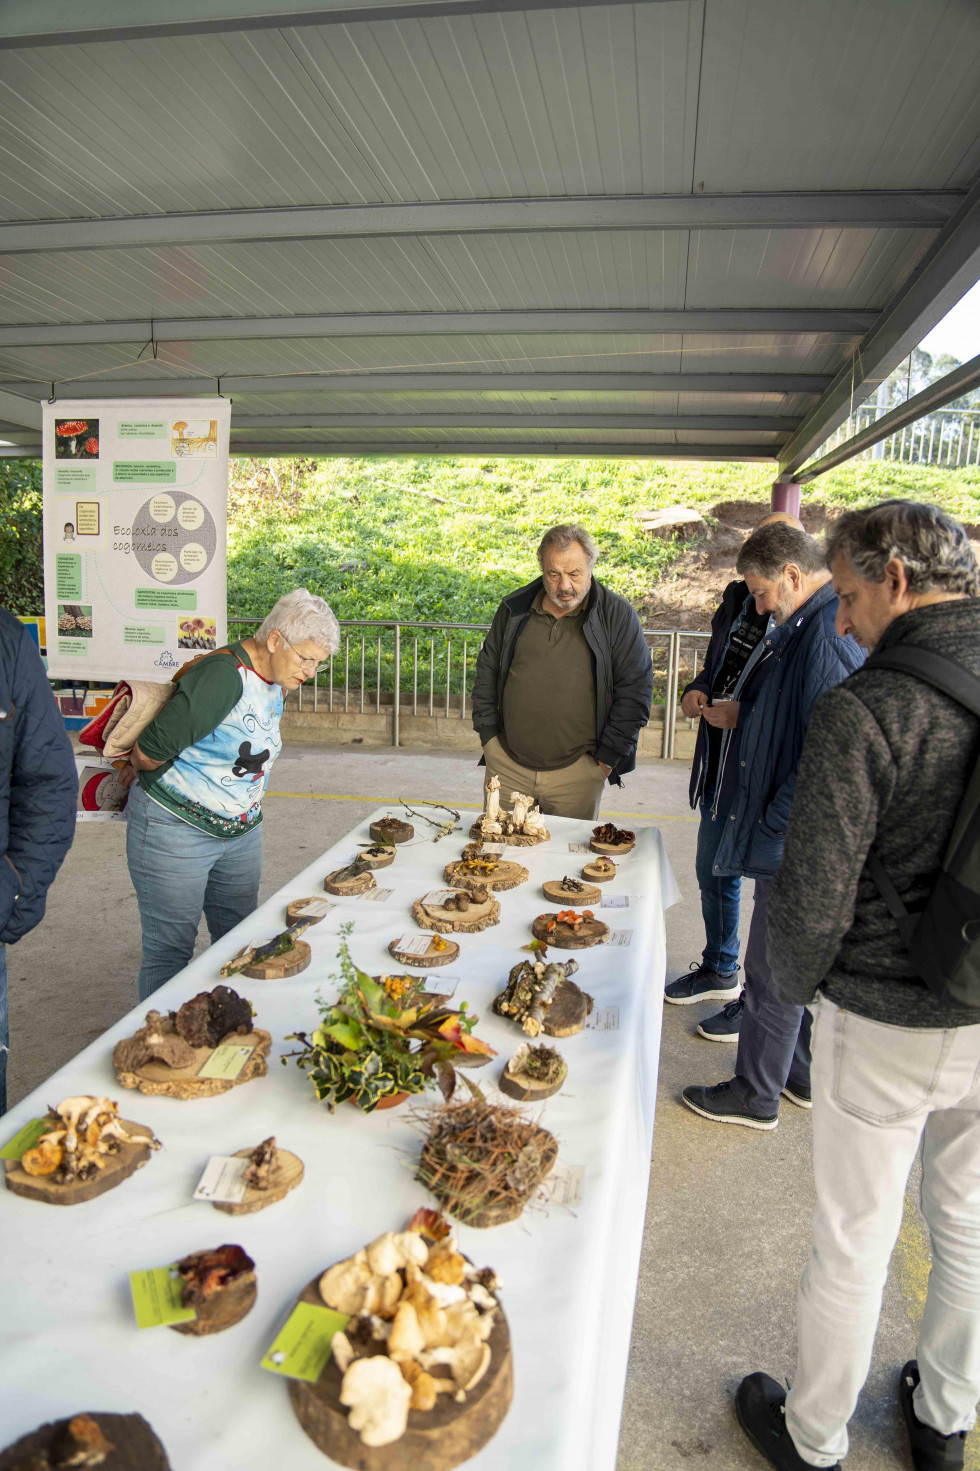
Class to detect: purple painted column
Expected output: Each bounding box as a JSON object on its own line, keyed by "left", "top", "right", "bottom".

{"left": 771, "top": 480, "right": 802, "bottom": 516}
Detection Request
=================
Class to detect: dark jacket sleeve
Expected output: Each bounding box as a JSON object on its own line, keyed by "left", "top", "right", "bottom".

{"left": 768, "top": 687, "right": 893, "bottom": 1004}
{"left": 471, "top": 603, "right": 508, "bottom": 746}
{"left": 595, "top": 601, "right": 653, "bottom": 772}
{"left": 761, "top": 635, "right": 861, "bottom": 840}
{"left": 681, "top": 581, "right": 741, "bottom": 701}
{"left": 1, "top": 627, "right": 77, "bottom": 944}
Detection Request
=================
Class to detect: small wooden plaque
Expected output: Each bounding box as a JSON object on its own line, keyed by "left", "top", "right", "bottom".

{"left": 288, "top": 1272, "right": 513, "bottom": 1470}
{"left": 412, "top": 892, "right": 500, "bottom": 935}
{"left": 169, "top": 1270, "right": 257, "bottom": 1337}
{"left": 370, "top": 818, "right": 414, "bottom": 845}
{"left": 325, "top": 869, "right": 376, "bottom": 896}
{"left": 213, "top": 1148, "right": 305, "bottom": 1216}
{"left": 360, "top": 846, "right": 396, "bottom": 869}
{"left": 443, "top": 858, "right": 528, "bottom": 893}
{"left": 242, "top": 940, "right": 311, "bottom": 980}
{"left": 542, "top": 878, "right": 601, "bottom": 905}
{"left": 499, "top": 1055, "right": 567, "bottom": 1101}
{"left": 388, "top": 937, "right": 459, "bottom": 969}
{"left": 531, "top": 913, "right": 610, "bottom": 950}
{"left": 468, "top": 821, "right": 548, "bottom": 847}
{"left": 113, "top": 1026, "right": 271, "bottom": 1099}
{"left": 543, "top": 980, "right": 594, "bottom": 1037}
{"left": 589, "top": 838, "right": 635, "bottom": 856}
{"left": 0, "top": 1413, "right": 171, "bottom": 1471}
{"left": 582, "top": 860, "right": 617, "bottom": 883}
{"left": 286, "top": 897, "right": 331, "bottom": 925}
{"left": 3, "top": 1121, "right": 156, "bottom": 1207}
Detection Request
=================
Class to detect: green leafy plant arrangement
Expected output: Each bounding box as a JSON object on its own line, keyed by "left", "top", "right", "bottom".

{"left": 282, "top": 926, "right": 495, "bottom": 1113}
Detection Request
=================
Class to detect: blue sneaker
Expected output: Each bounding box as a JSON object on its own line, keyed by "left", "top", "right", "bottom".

{"left": 665, "top": 962, "right": 740, "bottom": 1006}
{"left": 697, "top": 992, "right": 744, "bottom": 1041}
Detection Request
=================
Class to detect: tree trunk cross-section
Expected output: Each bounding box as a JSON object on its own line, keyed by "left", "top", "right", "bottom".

{"left": 0, "top": 1413, "right": 171, "bottom": 1470}
{"left": 3, "top": 1122, "right": 156, "bottom": 1206}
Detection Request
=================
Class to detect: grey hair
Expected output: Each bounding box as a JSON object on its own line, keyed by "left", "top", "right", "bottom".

{"left": 736, "top": 522, "right": 827, "bottom": 580}
{"left": 255, "top": 588, "right": 341, "bottom": 654}
{"left": 825, "top": 499, "right": 980, "bottom": 597}
{"left": 536, "top": 523, "right": 598, "bottom": 568}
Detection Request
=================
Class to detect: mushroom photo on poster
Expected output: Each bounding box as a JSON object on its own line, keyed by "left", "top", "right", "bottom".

{"left": 54, "top": 418, "right": 100, "bottom": 458}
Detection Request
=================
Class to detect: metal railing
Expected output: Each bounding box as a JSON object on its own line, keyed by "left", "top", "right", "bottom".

{"left": 229, "top": 616, "right": 710, "bottom": 758}
{"left": 819, "top": 404, "right": 980, "bottom": 467}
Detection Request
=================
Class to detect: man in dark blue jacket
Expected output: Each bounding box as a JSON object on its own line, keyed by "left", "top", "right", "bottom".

{"left": 668, "top": 513, "right": 803, "bottom": 1039}
{"left": 0, "top": 608, "right": 76, "bottom": 1114}
{"left": 679, "top": 524, "right": 864, "bottom": 1130}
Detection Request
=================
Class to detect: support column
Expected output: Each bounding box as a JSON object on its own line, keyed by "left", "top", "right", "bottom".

{"left": 771, "top": 480, "right": 802, "bottom": 515}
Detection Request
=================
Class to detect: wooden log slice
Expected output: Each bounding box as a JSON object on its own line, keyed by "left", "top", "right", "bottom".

{"left": 287, "top": 897, "right": 333, "bottom": 925}
{"left": 369, "top": 818, "right": 414, "bottom": 845}
{"left": 468, "top": 821, "right": 548, "bottom": 847}
{"left": 420, "top": 1128, "right": 558, "bottom": 1229}
{"left": 169, "top": 1270, "right": 257, "bottom": 1337}
{"left": 3, "top": 1122, "right": 156, "bottom": 1207}
{"left": 542, "top": 980, "right": 594, "bottom": 1038}
{"left": 0, "top": 1413, "right": 171, "bottom": 1471}
{"left": 388, "top": 937, "right": 459, "bottom": 969}
{"left": 113, "top": 1027, "right": 272, "bottom": 1099}
{"left": 581, "top": 859, "right": 617, "bottom": 883}
{"left": 589, "top": 838, "right": 635, "bottom": 856}
{"left": 325, "top": 869, "right": 376, "bottom": 897}
{"left": 542, "top": 878, "right": 601, "bottom": 905}
{"left": 443, "top": 858, "right": 528, "bottom": 893}
{"left": 213, "top": 1148, "right": 305, "bottom": 1216}
{"left": 531, "top": 914, "right": 610, "bottom": 950}
{"left": 289, "top": 1274, "right": 513, "bottom": 1471}
{"left": 359, "top": 846, "right": 396, "bottom": 870}
{"left": 242, "top": 940, "right": 311, "bottom": 980}
{"left": 412, "top": 893, "right": 500, "bottom": 935}
{"left": 499, "top": 1055, "right": 567, "bottom": 1101}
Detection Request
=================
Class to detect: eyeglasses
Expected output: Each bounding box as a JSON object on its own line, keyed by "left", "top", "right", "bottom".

{"left": 278, "top": 634, "right": 327, "bottom": 675}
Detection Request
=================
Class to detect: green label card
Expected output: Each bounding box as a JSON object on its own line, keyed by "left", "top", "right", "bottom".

{"left": 0, "top": 1118, "right": 49, "bottom": 1160}
{"left": 55, "top": 553, "right": 82, "bottom": 599}
{"left": 261, "top": 1303, "right": 350, "bottom": 1382}
{"left": 112, "top": 461, "right": 176, "bottom": 484}
{"left": 57, "top": 640, "right": 87, "bottom": 657}
{"left": 197, "top": 1043, "right": 255, "bottom": 1081}
{"left": 130, "top": 1266, "right": 197, "bottom": 1329}
{"left": 135, "top": 588, "right": 197, "bottom": 610}
{"left": 122, "top": 624, "right": 166, "bottom": 646}
{"left": 55, "top": 464, "right": 97, "bottom": 490}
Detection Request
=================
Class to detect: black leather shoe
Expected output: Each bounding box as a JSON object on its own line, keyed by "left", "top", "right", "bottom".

{"left": 735, "top": 1373, "right": 841, "bottom": 1470}
{"left": 899, "top": 1360, "right": 966, "bottom": 1470}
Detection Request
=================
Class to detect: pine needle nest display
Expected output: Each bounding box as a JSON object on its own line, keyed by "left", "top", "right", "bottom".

{"left": 283, "top": 928, "right": 496, "bottom": 1113}
{"left": 415, "top": 1097, "right": 558, "bottom": 1228}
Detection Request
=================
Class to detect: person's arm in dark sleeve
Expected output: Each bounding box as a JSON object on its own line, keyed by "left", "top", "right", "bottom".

{"left": 595, "top": 604, "right": 653, "bottom": 773}
{"left": 471, "top": 604, "right": 507, "bottom": 746}
{"left": 681, "top": 582, "right": 739, "bottom": 701}
{"left": 1, "top": 629, "right": 77, "bottom": 945}
{"left": 137, "top": 657, "right": 244, "bottom": 764}
{"left": 767, "top": 687, "right": 893, "bottom": 1005}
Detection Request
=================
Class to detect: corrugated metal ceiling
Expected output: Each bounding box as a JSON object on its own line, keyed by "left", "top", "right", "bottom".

{"left": 0, "top": 0, "right": 978, "bottom": 461}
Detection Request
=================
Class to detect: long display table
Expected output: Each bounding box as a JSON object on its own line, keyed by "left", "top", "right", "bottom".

{"left": 0, "top": 807, "right": 678, "bottom": 1469}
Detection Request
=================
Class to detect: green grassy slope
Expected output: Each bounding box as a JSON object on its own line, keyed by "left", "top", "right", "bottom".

{"left": 228, "top": 457, "right": 980, "bottom": 624}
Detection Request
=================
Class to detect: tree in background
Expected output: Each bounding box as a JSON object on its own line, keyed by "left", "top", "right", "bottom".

{"left": 0, "top": 459, "right": 42, "bottom": 613}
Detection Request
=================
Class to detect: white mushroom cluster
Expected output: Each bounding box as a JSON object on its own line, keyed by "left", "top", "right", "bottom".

{"left": 21, "top": 1096, "right": 160, "bottom": 1183}
{"left": 320, "top": 1229, "right": 500, "bottom": 1447}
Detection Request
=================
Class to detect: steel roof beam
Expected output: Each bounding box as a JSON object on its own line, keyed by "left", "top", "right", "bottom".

{"left": 0, "top": 371, "right": 832, "bottom": 396}
{"left": 0, "top": 438, "right": 777, "bottom": 461}
{"left": 0, "top": 194, "right": 960, "bottom": 254}
{"left": 0, "top": 389, "right": 41, "bottom": 430}
{"left": 230, "top": 411, "right": 796, "bottom": 431}
{"left": 0, "top": 308, "right": 876, "bottom": 349}
{"left": 779, "top": 174, "right": 980, "bottom": 475}
{"left": 798, "top": 351, "right": 980, "bottom": 482}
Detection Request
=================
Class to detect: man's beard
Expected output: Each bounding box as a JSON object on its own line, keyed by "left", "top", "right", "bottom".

{"left": 770, "top": 581, "right": 798, "bottom": 626}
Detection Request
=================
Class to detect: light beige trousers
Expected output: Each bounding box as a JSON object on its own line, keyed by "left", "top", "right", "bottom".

{"left": 483, "top": 735, "right": 606, "bottom": 821}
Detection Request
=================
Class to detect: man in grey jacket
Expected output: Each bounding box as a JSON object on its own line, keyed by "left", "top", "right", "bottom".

{"left": 471, "top": 524, "right": 652, "bottom": 820}
{"left": 734, "top": 501, "right": 980, "bottom": 1471}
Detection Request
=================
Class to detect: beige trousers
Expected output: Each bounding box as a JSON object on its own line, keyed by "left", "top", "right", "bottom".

{"left": 483, "top": 736, "right": 606, "bottom": 821}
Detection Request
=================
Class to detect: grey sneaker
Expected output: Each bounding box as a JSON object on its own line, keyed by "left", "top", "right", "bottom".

{"left": 697, "top": 992, "right": 744, "bottom": 1041}
{"left": 681, "top": 1081, "right": 778, "bottom": 1131}
{"left": 665, "top": 962, "right": 740, "bottom": 1006}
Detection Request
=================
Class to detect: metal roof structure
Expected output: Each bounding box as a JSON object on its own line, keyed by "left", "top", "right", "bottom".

{"left": 0, "top": 0, "right": 979, "bottom": 472}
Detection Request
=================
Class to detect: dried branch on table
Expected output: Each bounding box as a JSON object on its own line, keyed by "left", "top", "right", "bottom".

{"left": 414, "top": 1097, "right": 558, "bottom": 1228}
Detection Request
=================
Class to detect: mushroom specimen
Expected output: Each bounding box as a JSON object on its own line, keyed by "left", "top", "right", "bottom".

{"left": 112, "top": 1011, "right": 198, "bottom": 1073}
{"left": 173, "top": 985, "right": 253, "bottom": 1047}
{"left": 493, "top": 957, "right": 580, "bottom": 1036}
{"left": 20, "top": 1096, "right": 160, "bottom": 1184}
{"left": 54, "top": 419, "right": 89, "bottom": 455}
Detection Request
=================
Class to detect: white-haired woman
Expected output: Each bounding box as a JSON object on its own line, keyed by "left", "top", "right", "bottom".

{"left": 123, "top": 589, "right": 339, "bottom": 998}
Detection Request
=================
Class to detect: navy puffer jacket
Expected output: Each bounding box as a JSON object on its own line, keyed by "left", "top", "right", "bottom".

{"left": 0, "top": 608, "right": 77, "bottom": 943}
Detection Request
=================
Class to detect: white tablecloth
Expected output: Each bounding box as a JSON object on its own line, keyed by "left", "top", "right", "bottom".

{"left": 0, "top": 808, "right": 678, "bottom": 1469}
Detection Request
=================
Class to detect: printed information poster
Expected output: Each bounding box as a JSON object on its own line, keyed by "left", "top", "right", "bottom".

{"left": 42, "top": 399, "right": 230, "bottom": 680}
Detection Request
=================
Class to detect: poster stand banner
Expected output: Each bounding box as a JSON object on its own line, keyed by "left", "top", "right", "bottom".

{"left": 42, "top": 399, "right": 230, "bottom": 682}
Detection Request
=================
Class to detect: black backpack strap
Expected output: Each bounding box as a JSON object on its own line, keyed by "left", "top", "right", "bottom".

{"left": 865, "top": 647, "right": 980, "bottom": 719}
{"left": 864, "top": 847, "right": 918, "bottom": 946}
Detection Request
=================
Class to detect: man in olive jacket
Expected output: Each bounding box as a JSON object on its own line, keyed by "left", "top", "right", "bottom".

{"left": 472, "top": 524, "right": 652, "bottom": 819}
{"left": 734, "top": 501, "right": 980, "bottom": 1471}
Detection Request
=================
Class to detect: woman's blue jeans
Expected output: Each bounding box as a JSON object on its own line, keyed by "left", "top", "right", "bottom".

{"left": 694, "top": 798, "right": 742, "bottom": 976}
{"left": 126, "top": 782, "right": 263, "bottom": 1001}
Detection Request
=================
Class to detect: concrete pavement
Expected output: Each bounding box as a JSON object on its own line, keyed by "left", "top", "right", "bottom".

{"left": 7, "top": 745, "right": 951, "bottom": 1469}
